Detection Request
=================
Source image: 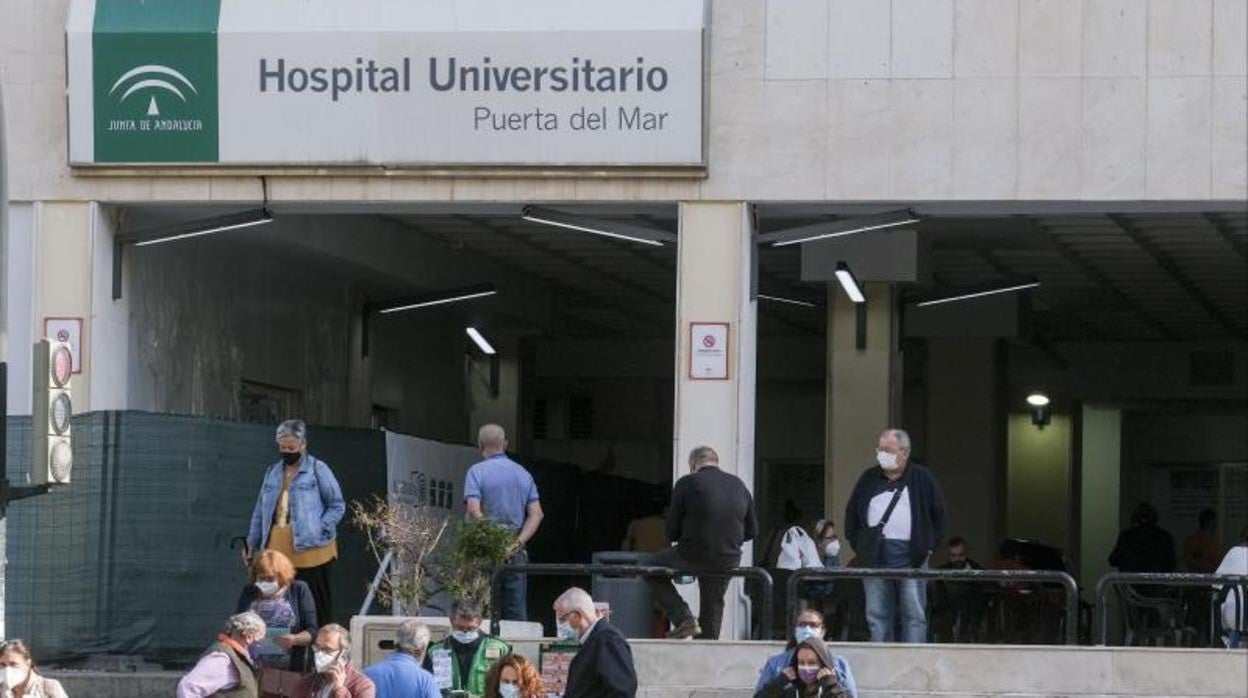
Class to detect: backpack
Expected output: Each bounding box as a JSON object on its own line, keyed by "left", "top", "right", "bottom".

{"left": 776, "top": 526, "right": 824, "bottom": 571}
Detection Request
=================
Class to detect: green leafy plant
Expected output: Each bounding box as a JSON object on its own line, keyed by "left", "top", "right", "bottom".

{"left": 442, "top": 518, "right": 516, "bottom": 610}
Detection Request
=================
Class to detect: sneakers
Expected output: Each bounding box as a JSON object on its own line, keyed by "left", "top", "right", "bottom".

{"left": 666, "top": 617, "right": 701, "bottom": 640}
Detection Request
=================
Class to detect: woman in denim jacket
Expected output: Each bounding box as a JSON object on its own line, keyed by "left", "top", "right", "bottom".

{"left": 246, "top": 419, "right": 345, "bottom": 628}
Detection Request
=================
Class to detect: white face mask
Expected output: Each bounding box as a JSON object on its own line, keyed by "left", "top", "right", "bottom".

{"left": 824, "top": 540, "right": 841, "bottom": 558}
{"left": 876, "top": 450, "right": 899, "bottom": 471}
{"left": 2, "top": 666, "right": 29, "bottom": 689}
{"left": 794, "top": 625, "right": 821, "bottom": 644}
{"left": 313, "top": 650, "right": 340, "bottom": 673}
{"left": 255, "top": 580, "right": 280, "bottom": 597}
{"left": 556, "top": 621, "right": 578, "bottom": 642}
{"left": 450, "top": 629, "right": 480, "bottom": 645}
{"left": 499, "top": 683, "right": 521, "bottom": 698}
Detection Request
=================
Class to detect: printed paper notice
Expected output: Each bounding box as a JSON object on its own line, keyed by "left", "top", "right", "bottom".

{"left": 689, "top": 323, "right": 728, "bottom": 380}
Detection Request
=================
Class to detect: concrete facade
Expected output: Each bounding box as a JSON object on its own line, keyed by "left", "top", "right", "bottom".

{"left": 0, "top": 0, "right": 1243, "bottom": 204}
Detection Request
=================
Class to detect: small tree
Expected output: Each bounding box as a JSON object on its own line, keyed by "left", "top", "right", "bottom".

{"left": 442, "top": 518, "right": 516, "bottom": 612}
{"left": 352, "top": 495, "right": 449, "bottom": 614}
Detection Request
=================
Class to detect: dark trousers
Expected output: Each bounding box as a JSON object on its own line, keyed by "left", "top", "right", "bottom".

{"left": 296, "top": 557, "right": 335, "bottom": 627}
{"left": 499, "top": 549, "right": 529, "bottom": 622}
{"left": 643, "top": 546, "right": 733, "bottom": 639}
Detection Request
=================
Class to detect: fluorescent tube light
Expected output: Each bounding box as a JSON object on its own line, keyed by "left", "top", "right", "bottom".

{"left": 834, "top": 262, "right": 866, "bottom": 304}
{"left": 913, "top": 281, "right": 1040, "bottom": 307}
{"left": 465, "top": 327, "right": 496, "bottom": 355}
{"left": 132, "top": 208, "right": 273, "bottom": 247}
{"left": 375, "top": 284, "right": 499, "bottom": 315}
{"left": 757, "top": 294, "right": 818, "bottom": 308}
{"left": 521, "top": 205, "right": 676, "bottom": 247}
{"left": 759, "top": 209, "right": 918, "bottom": 247}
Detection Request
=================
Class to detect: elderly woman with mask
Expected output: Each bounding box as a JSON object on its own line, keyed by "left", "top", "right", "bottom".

{"left": 177, "top": 612, "right": 267, "bottom": 698}
{"left": 0, "top": 640, "right": 67, "bottom": 698}
{"left": 246, "top": 419, "right": 345, "bottom": 628}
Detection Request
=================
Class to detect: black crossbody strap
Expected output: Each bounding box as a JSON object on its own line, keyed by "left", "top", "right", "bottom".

{"left": 878, "top": 484, "right": 905, "bottom": 527}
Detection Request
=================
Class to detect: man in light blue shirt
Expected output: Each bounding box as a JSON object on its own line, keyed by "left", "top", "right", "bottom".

{"left": 464, "top": 424, "right": 544, "bottom": 621}
{"left": 364, "top": 619, "right": 439, "bottom": 698}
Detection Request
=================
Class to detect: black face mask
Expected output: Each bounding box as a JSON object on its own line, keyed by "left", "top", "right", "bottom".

{"left": 280, "top": 451, "right": 301, "bottom": 465}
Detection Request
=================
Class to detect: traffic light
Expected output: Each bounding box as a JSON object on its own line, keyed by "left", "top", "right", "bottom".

{"left": 32, "top": 339, "right": 73, "bottom": 485}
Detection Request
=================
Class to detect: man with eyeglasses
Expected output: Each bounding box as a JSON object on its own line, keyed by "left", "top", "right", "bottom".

{"left": 292, "top": 624, "right": 375, "bottom": 697}
{"left": 844, "top": 428, "right": 948, "bottom": 643}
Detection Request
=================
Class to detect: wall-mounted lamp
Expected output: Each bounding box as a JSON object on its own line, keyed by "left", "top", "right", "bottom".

{"left": 465, "top": 327, "right": 500, "bottom": 397}
{"left": 834, "top": 261, "right": 869, "bottom": 350}
{"left": 1027, "top": 392, "right": 1051, "bottom": 427}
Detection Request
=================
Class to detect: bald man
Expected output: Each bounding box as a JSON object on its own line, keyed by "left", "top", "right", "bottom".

{"left": 464, "top": 424, "right": 544, "bottom": 621}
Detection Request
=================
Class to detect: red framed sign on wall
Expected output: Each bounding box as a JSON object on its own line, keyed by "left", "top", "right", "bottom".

{"left": 689, "top": 322, "right": 729, "bottom": 380}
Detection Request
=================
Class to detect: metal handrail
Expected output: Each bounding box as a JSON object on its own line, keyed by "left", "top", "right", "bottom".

{"left": 359, "top": 549, "right": 395, "bottom": 616}
{"left": 786, "top": 567, "right": 1081, "bottom": 645}
{"left": 489, "top": 563, "right": 774, "bottom": 639}
{"left": 1094, "top": 572, "right": 1248, "bottom": 645}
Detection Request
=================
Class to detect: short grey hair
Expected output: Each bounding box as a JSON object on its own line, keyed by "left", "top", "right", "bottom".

{"left": 451, "top": 597, "right": 485, "bottom": 620}
{"left": 317, "top": 623, "right": 351, "bottom": 656}
{"left": 276, "top": 419, "right": 308, "bottom": 445}
{"left": 477, "top": 424, "right": 506, "bottom": 451}
{"left": 224, "top": 611, "right": 266, "bottom": 640}
{"left": 395, "top": 619, "right": 431, "bottom": 655}
{"left": 688, "top": 446, "right": 719, "bottom": 469}
{"left": 553, "top": 587, "right": 596, "bottom": 618}
{"left": 882, "top": 429, "right": 911, "bottom": 452}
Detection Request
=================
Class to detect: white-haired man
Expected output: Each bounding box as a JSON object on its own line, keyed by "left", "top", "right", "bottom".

{"left": 177, "top": 611, "right": 266, "bottom": 697}
{"left": 644, "top": 445, "right": 757, "bottom": 639}
{"left": 555, "top": 587, "right": 637, "bottom": 698}
{"left": 844, "top": 428, "right": 948, "bottom": 643}
{"left": 246, "top": 418, "right": 346, "bottom": 626}
{"left": 364, "top": 619, "right": 438, "bottom": 698}
{"left": 464, "top": 423, "right": 544, "bottom": 621}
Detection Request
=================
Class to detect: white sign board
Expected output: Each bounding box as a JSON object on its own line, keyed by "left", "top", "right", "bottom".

{"left": 689, "top": 322, "right": 728, "bottom": 380}
{"left": 66, "top": 0, "right": 707, "bottom": 169}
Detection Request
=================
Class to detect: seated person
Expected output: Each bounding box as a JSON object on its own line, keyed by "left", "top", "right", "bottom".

{"left": 755, "top": 609, "right": 857, "bottom": 698}
{"left": 177, "top": 611, "right": 266, "bottom": 698}
{"left": 1, "top": 639, "right": 68, "bottom": 698}
{"left": 293, "top": 624, "right": 375, "bottom": 698}
{"left": 756, "top": 638, "right": 852, "bottom": 698}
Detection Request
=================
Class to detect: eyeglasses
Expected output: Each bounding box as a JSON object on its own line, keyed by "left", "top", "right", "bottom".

{"left": 795, "top": 621, "right": 823, "bottom": 629}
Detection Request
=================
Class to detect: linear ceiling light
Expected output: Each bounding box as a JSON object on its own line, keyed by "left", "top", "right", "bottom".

{"left": 758, "top": 209, "right": 918, "bottom": 247}
{"left": 465, "top": 327, "right": 497, "bottom": 355}
{"left": 521, "top": 205, "right": 677, "bottom": 247}
{"left": 913, "top": 281, "right": 1040, "bottom": 308}
{"left": 132, "top": 208, "right": 274, "bottom": 247}
{"left": 757, "top": 294, "right": 819, "bottom": 308}
{"left": 376, "top": 284, "right": 498, "bottom": 315}
{"left": 834, "top": 262, "right": 866, "bottom": 304}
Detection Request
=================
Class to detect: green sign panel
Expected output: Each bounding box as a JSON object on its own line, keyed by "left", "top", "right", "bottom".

{"left": 92, "top": 0, "right": 221, "bottom": 163}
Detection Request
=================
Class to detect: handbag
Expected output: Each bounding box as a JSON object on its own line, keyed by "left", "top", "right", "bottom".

{"left": 853, "top": 485, "right": 905, "bottom": 568}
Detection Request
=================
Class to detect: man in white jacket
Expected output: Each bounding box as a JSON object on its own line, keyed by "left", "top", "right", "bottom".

{"left": 1214, "top": 526, "right": 1248, "bottom": 649}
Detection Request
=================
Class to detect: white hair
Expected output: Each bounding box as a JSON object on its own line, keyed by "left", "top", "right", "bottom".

{"left": 477, "top": 424, "right": 507, "bottom": 451}
{"left": 553, "top": 587, "right": 596, "bottom": 618}
{"left": 317, "top": 623, "right": 351, "bottom": 658}
{"left": 224, "top": 611, "right": 266, "bottom": 639}
{"left": 882, "top": 429, "right": 911, "bottom": 451}
{"left": 395, "top": 619, "right": 431, "bottom": 655}
{"left": 276, "top": 419, "right": 308, "bottom": 444}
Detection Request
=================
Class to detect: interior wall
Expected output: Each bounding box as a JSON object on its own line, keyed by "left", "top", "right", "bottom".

{"left": 1006, "top": 413, "right": 1074, "bottom": 554}
{"left": 925, "top": 338, "right": 1001, "bottom": 566}
{"left": 1080, "top": 405, "right": 1122, "bottom": 589}
{"left": 369, "top": 315, "right": 469, "bottom": 444}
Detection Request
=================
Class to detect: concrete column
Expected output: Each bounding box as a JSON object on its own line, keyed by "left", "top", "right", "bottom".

{"left": 825, "top": 282, "right": 896, "bottom": 555}
{"left": 1080, "top": 405, "right": 1121, "bottom": 588}
{"left": 673, "top": 201, "right": 756, "bottom": 640}
{"left": 32, "top": 202, "right": 96, "bottom": 410}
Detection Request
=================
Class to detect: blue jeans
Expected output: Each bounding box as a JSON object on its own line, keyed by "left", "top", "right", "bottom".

{"left": 863, "top": 540, "right": 927, "bottom": 643}
{"left": 499, "top": 549, "right": 528, "bottom": 622}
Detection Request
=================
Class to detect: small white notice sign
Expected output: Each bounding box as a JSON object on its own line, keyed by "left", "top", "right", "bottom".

{"left": 689, "top": 322, "right": 729, "bottom": 380}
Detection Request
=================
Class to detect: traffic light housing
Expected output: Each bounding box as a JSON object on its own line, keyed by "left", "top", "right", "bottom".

{"left": 32, "top": 339, "right": 73, "bottom": 485}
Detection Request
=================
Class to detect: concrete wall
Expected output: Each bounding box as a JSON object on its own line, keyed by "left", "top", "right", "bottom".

{"left": 3, "top": 0, "right": 1245, "bottom": 204}
{"left": 1007, "top": 413, "right": 1074, "bottom": 552}
{"left": 1080, "top": 405, "right": 1122, "bottom": 589}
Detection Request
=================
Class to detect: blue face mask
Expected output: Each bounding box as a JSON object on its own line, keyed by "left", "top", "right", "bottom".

{"left": 794, "top": 625, "right": 822, "bottom": 644}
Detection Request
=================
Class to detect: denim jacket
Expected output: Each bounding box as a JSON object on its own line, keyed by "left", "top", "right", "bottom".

{"left": 246, "top": 455, "right": 345, "bottom": 553}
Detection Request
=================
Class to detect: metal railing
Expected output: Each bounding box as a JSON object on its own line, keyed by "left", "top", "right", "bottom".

{"left": 1094, "top": 572, "right": 1248, "bottom": 646}
{"left": 490, "top": 563, "right": 774, "bottom": 639}
{"left": 360, "top": 549, "right": 396, "bottom": 616}
{"left": 786, "top": 567, "right": 1081, "bottom": 645}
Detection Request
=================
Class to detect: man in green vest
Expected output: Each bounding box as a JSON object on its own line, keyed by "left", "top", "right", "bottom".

{"left": 423, "top": 598, "right": 511, "bottom": 697}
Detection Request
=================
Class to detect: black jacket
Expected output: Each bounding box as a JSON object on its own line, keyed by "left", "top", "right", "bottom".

{"left": 844, "top": 462, "right": 948, "bottom": 568}
{"left": 1109, "top": 524, "right": 1177, "bottom": 573}
{"left": 563, "top": 620, "right": 638, "bottom": 698}
{"left": 668, "top": 466, "right": 758, "bottom": 567}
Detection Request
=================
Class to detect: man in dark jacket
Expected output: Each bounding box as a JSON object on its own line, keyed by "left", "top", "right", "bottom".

{"left": 556, "top": 587, "right": 638, "bottom": 698}
{"left": 844, "top": 429, "right": 947, "bottom": 643}
{"left": 643, "top": 445, "right": 758, "bottom": 639}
